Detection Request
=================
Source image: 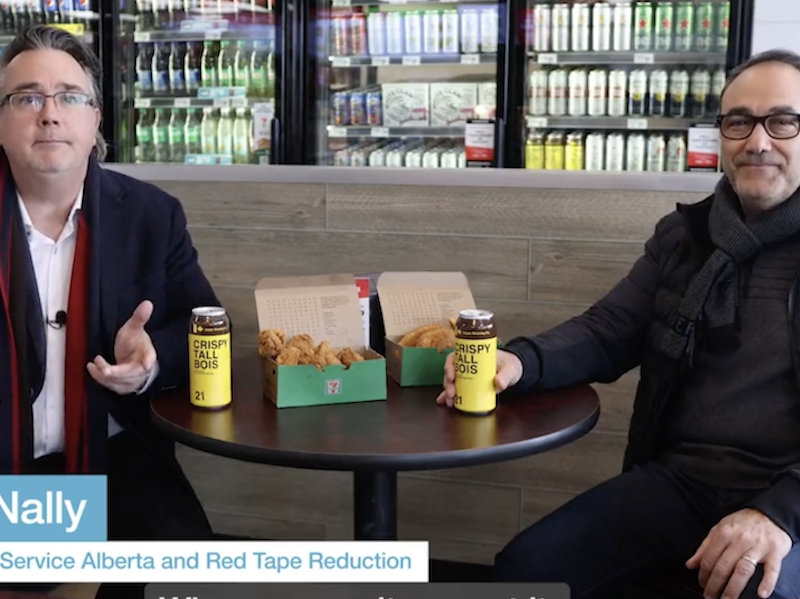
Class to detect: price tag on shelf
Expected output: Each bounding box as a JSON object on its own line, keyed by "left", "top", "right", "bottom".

{"left": 461, "top": 54, "right": 480, "bottom": 65}
{"left": 387, "top": 0, "right": 407, "bottom": 4}
{"left": 626, "top": 118, "right": 648, "bottom": 130}
{"left": 133, "top": 31, "right": 150, "bottom": 42}
{"left": 372, "top": 56, "right": 390, "bottom": 66}
{"left": 230, "top": 97, "right": 248, "bottom": 108}
{"left": 402, "top": 55, "right": 421, "bottom": 66}
{"left": 371, "top": 127, "right": 390, "bottom": 137}
{"left": 134, "top": 98, "right": 151, "bottom": 108}
{"left": 332, "top": 0, "right": 351, "bottom": 6}
{"left": 328, "top": 126, "right": 348, "bottom": 138}
{"left": 174, "top": 98, "right": 191, "bottom": 108}
{"left": 205, "top": 29, "right": 223, "bottom": 40}
{"left": 537, "top": 53, "right": 558, "bottom": 64}
{"left": 331, "top": 56, "right": 352, "bottom": 67}
{"left": 213, "top": 97, "right": 231, "bottom": 108}
{"left": 634, "top": 53, "right": 655, "bottom": 64}
{"left": 526, "top": 116, "right": 548, "bottom": 129}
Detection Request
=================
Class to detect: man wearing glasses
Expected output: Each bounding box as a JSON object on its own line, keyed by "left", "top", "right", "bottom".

{"left": 0, "top": 25, "right": 218, "bottom": 599}
{"left": 439, "top": 50, "right": 800, "bottom": 599}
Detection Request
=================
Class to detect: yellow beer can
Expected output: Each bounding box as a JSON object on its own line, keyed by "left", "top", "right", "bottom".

{"left": 453, "top": 309, "right": 498, "bottom": 415}
{"left": 189, "top": 306, "right": 232, "bottom": 409}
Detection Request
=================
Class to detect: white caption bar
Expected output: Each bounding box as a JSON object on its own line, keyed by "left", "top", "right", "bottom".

{"left": 0, "top": 541, "right": 429, "bottom": 583}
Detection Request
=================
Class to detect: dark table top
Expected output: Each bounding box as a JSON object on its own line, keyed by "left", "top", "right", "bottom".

{"left": 151, "top": 355, "right": 599, "bottom": 472}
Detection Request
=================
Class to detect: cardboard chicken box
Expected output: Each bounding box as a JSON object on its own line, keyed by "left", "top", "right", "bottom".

{"left": 377, "top": 271, "right": 477, "bottom": 387}
{"left": 254, "top": 274, "right": 387, "bottom": 408}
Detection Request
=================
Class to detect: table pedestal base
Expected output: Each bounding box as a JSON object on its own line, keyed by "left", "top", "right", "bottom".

{"left": 354, "top": 470, "right": 397, "bottom": 540}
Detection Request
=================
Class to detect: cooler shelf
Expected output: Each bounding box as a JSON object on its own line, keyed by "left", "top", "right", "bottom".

{"left": 329, "top": 53, "right": 496, "bottom": 67}
{"left": 525, "top": 115, "right": 714, "bottom": 131}
{"left": 526, "top": 51, "right": 727, "bottom": 66}
{"left": 327, "top": 125, "right": 465, "bottom": 138}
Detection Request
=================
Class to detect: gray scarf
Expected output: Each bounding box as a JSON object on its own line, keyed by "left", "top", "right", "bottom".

{"left": 661, "top": 177, "right": 800, "bottom": 364}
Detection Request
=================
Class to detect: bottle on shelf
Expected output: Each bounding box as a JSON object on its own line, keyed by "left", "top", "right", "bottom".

{"left": 217, "top": 107, "right": 234, "bottom": 156}
{"left": 201, "top": 107, "right": 219, "bottom": 154}
{"left": 169, "top": 42, "right": 186, "bottom": 95}
{"left": 233, "top": 107, "right": 252, "bottom": 164}
{"left": 217, "top": 40, "right": 236, "bottom": 88}
{"left": 152, "top": 107, "right": 170, "bottom": 162}
{"left": 201, "top": 40, "right": 219, "bottom": 88}
{"left": 185, "top": 41, "right": 201, "bottom": 95}
{"left": 169, "top": 108, "right": 186, "bottom": 163}
{"left": 185, "top": 107, "right": 203, "bottom": 155}
{"left": 135, "top": 109, "right": 155, "bottom": 163}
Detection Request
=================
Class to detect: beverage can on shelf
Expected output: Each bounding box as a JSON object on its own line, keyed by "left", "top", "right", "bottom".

{"left": 592, "top": 2, "right": 612, "bottom": 51}
{"left": 548, "top": 68, "right": 568, "bottom": 116}
{"left": 386, "top": 12, "right": 404, "bottom": 55}
{"left": 585, "top": 132, "right": 605, "bottom": 171}
{"left": 571, "top": 3, "right": 591, "bottom": 51}
{"left": 669, "top": 69, "right": 689, "bottom": 117}
{"left": 461, "top": 9, "right": 480, "bottom": 54}
{"left": 442, "top": 9, "right": 459, "bottom": 54}
{"left": 633, "top": 2, "right": 653, "bottom": 50}
{"left": 628, "top": 69, "right": 647, "bottom": 116}
{"left": 675, "top": 2, "right": 694, "bottom": 51}
{"left": 480, "top": 7, "right": 499, "bottom": 53}
{"left": 626, "top": 133, "right": 646, "bottom": 171}
{"left": 528, "top": 69, "right": 549, "bottom": 116}
{"left": 691, "top": 68, "right": 711, "bottom": 118}
{"left": 715, "top": 2, "right": 730, "bottom": 51}
{"left": 649, "top": 69, "right": 669, "bottom": 116}
{"left": 551, "top": 3, "right": 570, "bottom": 52}
{"left": 605, "top": 132, "right": 625, "bottom": 171}
{"left": 350, "top": 12, "right": 367, "bottom": 56}
{"left": 525, "top": 130, "right": 545, "bottom": 170}
{"left": 588, "top": 68, "right": 608, "bottom": 116}
{"left": 366, "top": 90, "right": 382, "bottom": 125}
{"left": 533, "top": 4, "right": 551, "bottom": 52}
{"left": 368, "top": 12, "right": 386, "bottom": 56}
{"left": 332, "top": 15, "right": 350, "bottom": 56}
{"left": 655, "top": 2, "right": 674, "bottom": 51}
{"left": 350, "top": 89, "right": 367, "bottom": 125}
{"left": 332, "top": 91, "right": 350, "bottom": 125}
{"left": 565, "top": 131, "right": 584, "bottom": 171}
{"left": 568, "top": 68, "right": 588, "bottom": 116}
{"left": 613, "top": 2, "right": 632, "bottom": 51}
{"left": 423, "top": 10, "right": 441, "bottom": 54}
{"left": 608, "top": 69, "right": 627, "bottom": 117}
{"left": 647, "top": 133, "right": 666, "bottom": 172}
{"left": 545, "top": 131, "right": 565, "bottom": 170}
{"left": 667, "top": 133, "right": 687, "bottom": 172}
{"left": 405, "top": 10, "right": 423, "bottom": 55}
{"left": 694, "top": 2, "right": 714, "bottom": 51}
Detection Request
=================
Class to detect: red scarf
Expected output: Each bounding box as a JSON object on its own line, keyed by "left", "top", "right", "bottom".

{"left": 0, "top": 158, "right": 92, "bottom": 473}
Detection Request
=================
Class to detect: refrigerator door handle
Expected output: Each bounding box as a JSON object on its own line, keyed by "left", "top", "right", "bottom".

{"left": 270, "top": 118, "right": 281, "bottom": 165}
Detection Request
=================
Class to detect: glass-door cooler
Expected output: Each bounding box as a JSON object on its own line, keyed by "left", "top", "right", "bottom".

{"left": 0, "top": 1, "right": 99, "bottom": 59}
{"left": 303, "top": 0, "right": 505, "bottom": 168}
{"left": 108, "top": 0, "right": 284, "bottom": 165}
{"left": 506, "top": 0, "right": 745, "bottom": 173}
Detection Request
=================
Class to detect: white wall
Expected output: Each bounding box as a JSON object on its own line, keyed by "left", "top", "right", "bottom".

{"left": 752, "top": 0, "right": 800, "bottom": 54}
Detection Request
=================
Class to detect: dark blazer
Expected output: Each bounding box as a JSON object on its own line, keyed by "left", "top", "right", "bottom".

{"left": 71, "top": 159, "right": 219, "bottom": 472}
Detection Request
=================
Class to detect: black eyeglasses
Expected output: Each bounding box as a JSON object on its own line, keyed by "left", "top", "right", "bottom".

{"left": 0, "top": 91, "right": 95, "bottom": 113}
{"left": 717, "top": 113, "right": 800, "bottom": 140}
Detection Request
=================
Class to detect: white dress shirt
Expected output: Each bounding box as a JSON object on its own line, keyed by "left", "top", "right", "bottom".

{"left": 18, "top": 190, "right": 156, "bottom": 459}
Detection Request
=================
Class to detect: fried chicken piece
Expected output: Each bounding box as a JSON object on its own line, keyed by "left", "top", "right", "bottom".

{"left": 286, "top": 334, "right": 316, "bottom": 364}
{"left": 417, "top": 327, "right": 455, "bottom": 352}
{"left": 311, "top": 341, "right": 342, "bottom": 371}
{"left": 257, "top": 329, "right": 285, "bottom": 359}
{"left": 338, "top": 347, "right": 366, "bottom": 368}
{"left": 276, "top": 346, "right": 301, "bottom": 366}
{"left": 398, "top": 324, "right": 441, "bottom": 347}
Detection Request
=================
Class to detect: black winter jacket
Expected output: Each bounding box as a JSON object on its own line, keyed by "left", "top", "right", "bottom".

{"left": 504, "top": 194, "right": 800, "bottom": 542}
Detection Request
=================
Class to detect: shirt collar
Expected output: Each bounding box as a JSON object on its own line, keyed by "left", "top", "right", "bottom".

{"left": 16, "top": 187, "right": 84, "bottom": 238}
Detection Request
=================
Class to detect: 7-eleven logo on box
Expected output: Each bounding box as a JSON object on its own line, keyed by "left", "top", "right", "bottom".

{"left": 325, "top": 380, "right": 342, "bottom": 395}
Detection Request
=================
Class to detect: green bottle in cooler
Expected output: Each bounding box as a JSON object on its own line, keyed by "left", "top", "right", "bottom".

{"left": 234, "top": 41, "right": 252, "bottom": 92}
{"left": 715, "top": 2, "right": 730, "bottom": 51}
{"left": 232, "top": 107, "right": 252, "bottom": 164}
{"left": 185, "top": 108, "right": 203, "bottom": 155}
{"left": 168, "top": 109, "right": 186, "bottom": 163}
{"left": 201, "top": 41, "right": 218, "bottom": 89}
{"left": 152, "top": 108, "right": 170, "bottom": 163}
{"left": 217, "top": 107, "right": 233, "bottom": 157}
{"left": 201, "top": 107, "right": 218, "bottom": 155}
{"left": 134, "top": 109, "right": 154, "bottom": 163}
{"left": 218, "top": 40, "right": 235, "bottom": 88}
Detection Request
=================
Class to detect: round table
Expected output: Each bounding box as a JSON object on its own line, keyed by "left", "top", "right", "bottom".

{"left": 151, "top": 355, "right": 600, "bottom": 540}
